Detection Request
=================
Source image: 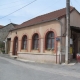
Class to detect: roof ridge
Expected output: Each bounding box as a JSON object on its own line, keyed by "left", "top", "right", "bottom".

{"left": 24, "top": 6, "right": 74, "bottom": 22}
{"left": 11, "top": 6, "right": 75, "bottom": 31}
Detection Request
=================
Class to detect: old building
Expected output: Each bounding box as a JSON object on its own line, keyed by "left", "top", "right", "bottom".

{"left": 0, "top": 23, "right": 18, "bottom": 42}
{"left": 0, "top": 25, "right": 3, "bottom": 29}
{"left": 0, "top": 23, "right": 18, "bottom": 54}
{"left": 5, "top": 7, "right": 80, "bottom": 63}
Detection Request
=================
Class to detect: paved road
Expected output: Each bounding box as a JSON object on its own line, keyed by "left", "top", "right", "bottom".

{"left": 0, "top": 56, "right": 80, "bottom": 80}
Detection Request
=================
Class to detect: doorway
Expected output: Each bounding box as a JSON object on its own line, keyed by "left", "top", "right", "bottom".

{"left": 73, "top": 34, "right": 78, "bottom": 59}
{"left": 7, "top": 38, "right": 11, "bottom": 54}
{"left": 71, "top": 26, "right": 80, "bottom": 59}
{"left": 13, "top": 37, "right": 18, "bottom": 55}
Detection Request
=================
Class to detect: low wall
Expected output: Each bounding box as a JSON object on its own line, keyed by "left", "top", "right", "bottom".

{"left": 17, "top": 53, "right": 64, "bottom": 64}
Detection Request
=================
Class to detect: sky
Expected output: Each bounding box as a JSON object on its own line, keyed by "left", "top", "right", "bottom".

{"left": 0, "top": 0, "right": 80, "bottom": 26}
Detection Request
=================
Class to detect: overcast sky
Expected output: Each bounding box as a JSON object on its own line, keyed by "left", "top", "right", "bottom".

{"left": 0, "top": 0, "right": 80, "bottom": 25}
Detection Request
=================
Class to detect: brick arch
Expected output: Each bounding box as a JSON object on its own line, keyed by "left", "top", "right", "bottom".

{"left": 21, "top": 33, "right": 29, "bottom": 40}
{"left": 43, "top": 28, "right": 57, "bottom": 38}
{"left": 30, "top": 32, "right": 41, "bottom": 52}
{"left": 13, "top": 36, "right": 18, "bottom": 55}
{"left": 20, "top": 34, "right": 29, "bottom": 51}
{"left": 32, "top": 31, "right": 41, "bottom": 39}
{"left": 43, "top": 28, "right": 57, "bottom": 53}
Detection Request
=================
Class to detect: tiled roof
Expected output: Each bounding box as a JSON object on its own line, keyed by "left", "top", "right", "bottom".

{"left": 0, "top": 25, "right": 3, "bottom": 28}
{"left": 4, "top": 23, "right": 18, "bottom": 27}
{"left": 11, "top": 23, "right": 18, "bottom": 28}
{"left": 11, "top": 6, "right": 75, "bottom": 31}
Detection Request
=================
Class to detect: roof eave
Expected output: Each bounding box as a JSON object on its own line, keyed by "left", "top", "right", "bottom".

{"left": 10, "top": 18, "right": 61, "bottom": 31}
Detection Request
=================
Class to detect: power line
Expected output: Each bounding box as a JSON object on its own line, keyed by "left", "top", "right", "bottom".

{"left": 0, "top": 0, "right": 37, "bottom": 19}
{"left": 36, "top": 0, "right": 59, "bottom": 16}
{"left": 70, "top": 0, "right": 74, "bottom": 7}
{"left": 29, "top": 0, "right": 60, "bottom": 21}
{"left": 74, "top": 0, "right": 80, "bottom": 7}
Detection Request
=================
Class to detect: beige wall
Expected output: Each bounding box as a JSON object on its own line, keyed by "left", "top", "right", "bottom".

{"left": 70, "top": 10, "right": 80, "bottom": 27}
{"left": 10, "top": 20, "right": 61, "bottom": 55}
{"left": 60, "top": 17, "right": 66, "bottom": 48}
{"left": 59, "top": 10, "right": 80, "bottom": 53}
{"left": 7, "top": 9, "right": 80, "bottom": 63}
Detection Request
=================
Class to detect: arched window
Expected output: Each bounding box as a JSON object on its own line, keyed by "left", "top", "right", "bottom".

{"left": 22, "top": 35, "right": 27, "bottom": 50}
{"left": 32, "top": 34, "right": 39, "bottom": 49}
{"left": 46, "top": 31, "right": 54, "bottom": 50}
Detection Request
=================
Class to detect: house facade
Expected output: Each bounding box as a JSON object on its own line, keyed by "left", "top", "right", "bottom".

{"left": 0, "top": 23, "right": 18, "bottom": 42}
{"left": 0, "top": 23, "right": 18, "bottom": 53}
{"left": 5, "top": 7, "right": 80, "bottom": 63}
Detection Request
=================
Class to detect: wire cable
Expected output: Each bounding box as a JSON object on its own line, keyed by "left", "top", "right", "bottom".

{"left": 0, "top": 0, "right": 37, "bottom": 19}
{"left": 30, "top": 0, "right": 60, "bottom": 19}
{"left": 70, "top": 0, "right": 74, "bottom": 7}
{"left": 74, "top": 0, "right": 80, "bottom": 7}
{"left": 37, "top": 0, "right": 59, "bottom": 16}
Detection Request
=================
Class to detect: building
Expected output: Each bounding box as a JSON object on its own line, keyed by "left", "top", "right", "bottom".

{"left": 0, "top": 23, "right": 18, "bottom": 42}
{"left": 0, "top": 23, "right": 18, "bottom": 54}
{"left": 0, "top": 25, "right": 3, "bottom": 29}
{"left": 5, "top": 7, "right": 80, "bottom": 63}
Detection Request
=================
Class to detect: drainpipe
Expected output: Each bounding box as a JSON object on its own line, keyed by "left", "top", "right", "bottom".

{"left": 55, "top": 18, "right": 63, "bottom": 64}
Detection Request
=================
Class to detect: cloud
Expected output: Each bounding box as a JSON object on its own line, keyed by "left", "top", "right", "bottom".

{"left": 0, "top": 0, "right": 49, "bottom": 17}
{"left": 0, "top": 0, "right": 68, "bottom": 25}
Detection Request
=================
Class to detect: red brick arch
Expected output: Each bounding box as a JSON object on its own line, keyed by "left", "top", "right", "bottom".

{"left": 30, "top": 31, "right": 41, "bottom": 52}
{"left": 32, "top": 31, "right": 41, "bottom": 38}
{"left": 21, "top": 33, "right": 29, "bottom": 40}
{"left": 20, "top": 33, "right": 29, "bottom": 51}
{"left": 43, "top": 28, "right": 57, "bottom": 53}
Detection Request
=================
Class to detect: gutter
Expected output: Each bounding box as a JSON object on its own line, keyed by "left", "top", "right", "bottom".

{"left": 9, "top": 18, "right": 63, "bottom": 64}
{"left": 55, "top": 18, "right": 62, "bottom": 64}
{"left": 10, "top": 18, "right": 61, "bottom": 31}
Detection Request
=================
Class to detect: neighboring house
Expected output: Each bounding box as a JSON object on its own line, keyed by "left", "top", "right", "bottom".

{"left": 0, "top": 23, "right": 18, "bottom": 42}
{"left": 5, "top": 6, "right": 80, "bottom": 63}
{"left": 0, "top": 25, "right": 3, "bottom": 29}
{"left": 0, "top": 23, "right": 18, "bottom": 54}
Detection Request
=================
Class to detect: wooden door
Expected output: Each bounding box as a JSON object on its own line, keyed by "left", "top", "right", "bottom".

{"left": 13, "top": 37, "right": 18, "bottom": 55}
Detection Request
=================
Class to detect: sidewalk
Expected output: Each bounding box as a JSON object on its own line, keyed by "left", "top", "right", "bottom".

{"left": 0, "top": 53, "right": 78, "bottom": 65}
{"left": 0, "top": 53, "right": 80, "bottom": 69}
{"left": 0, "top": 53, "right": 15, "bottom": 59}
{"left": 1, "top": 54, "right": 80, "bottom": 80}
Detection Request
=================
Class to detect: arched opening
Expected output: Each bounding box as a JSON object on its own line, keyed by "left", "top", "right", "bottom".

{"left": 45, "top": 31, "right": 55, "bottom": 50}
{"left": 21, "top": 35, "right": 27, "bottom": 50}
{"left": 32, "top": 33, "right": 39, "bottom": 50}
{"left": 13, "top": 37, "right": 18, "bottom": 55}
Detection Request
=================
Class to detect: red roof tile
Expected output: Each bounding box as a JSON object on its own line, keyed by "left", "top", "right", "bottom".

{"left": 12, "top": 6, "right": 75, "bottom": 31}
{"left": 0, "top": 25, "right": 3, "bottom": 28}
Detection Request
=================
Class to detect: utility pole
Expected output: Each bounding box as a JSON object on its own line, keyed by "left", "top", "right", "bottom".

{"left": 65, "top": 0, "right": 70, "bottom": 64}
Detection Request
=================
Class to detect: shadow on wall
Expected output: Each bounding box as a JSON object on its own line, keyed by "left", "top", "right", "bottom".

{"left": 0, "top": 41, "right": 5, "bottom": 54}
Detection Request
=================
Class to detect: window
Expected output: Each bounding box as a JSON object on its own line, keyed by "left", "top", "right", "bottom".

{"left": 22, "top": 35, "right": 27, "bottom": 50}
{"left": 46, "top": 32, "right": 54, "bottom": 50}
{"left": 33, "top": 34, "right": 39, "bottom": 49}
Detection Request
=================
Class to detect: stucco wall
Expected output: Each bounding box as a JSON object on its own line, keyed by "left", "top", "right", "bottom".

{"left": 59, "top": 17, "right": 66, "bottom": 53}
{"left": 70, "top": 10, "right": 80, "bottom": 27}
{"left": 10, "top": 21, "right": 61, "bottom": 55}
{"left": 0, "top": 24, "right": 14, "bottom": 41}
{"left": 8, "top": 9, "right": 80, "bottom": 63}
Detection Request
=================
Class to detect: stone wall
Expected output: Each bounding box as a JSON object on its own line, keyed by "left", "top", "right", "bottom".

{"left": 0, "top": 23, "right": 16, "bottom": 42}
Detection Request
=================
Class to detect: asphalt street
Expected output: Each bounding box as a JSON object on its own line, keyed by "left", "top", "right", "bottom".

{"left": 0, "top": 56, "right": 80, "bottom": 80}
